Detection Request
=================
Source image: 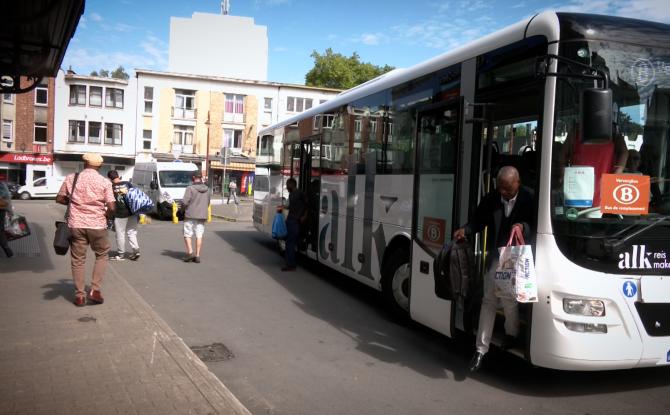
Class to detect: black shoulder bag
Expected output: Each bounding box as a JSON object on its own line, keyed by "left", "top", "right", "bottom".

{"left": 53, "top": 173, "right": 80, "bottom": 255}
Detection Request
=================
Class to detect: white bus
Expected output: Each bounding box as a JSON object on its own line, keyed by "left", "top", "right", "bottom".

{"left": 254, "top": 11, "right": 670, "bottom": 370}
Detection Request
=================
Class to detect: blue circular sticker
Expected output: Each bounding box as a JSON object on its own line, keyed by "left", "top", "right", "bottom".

{"left": 623, "top": 280, "right": 638, "bottom": 298}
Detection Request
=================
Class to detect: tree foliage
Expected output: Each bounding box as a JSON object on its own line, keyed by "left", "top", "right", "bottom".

{"left": 305, "top": 48, "right": 394, "bottom": 90}
{"left": 88, "top": 66, "right": 129, "bottom": 80}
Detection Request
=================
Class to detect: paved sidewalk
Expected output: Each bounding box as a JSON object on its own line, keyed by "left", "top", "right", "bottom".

{"left": 0, "top": 205, "right": 251, "bottom": 415}
{"left": 211, "top": 199, "right": 252, "bottom": 223}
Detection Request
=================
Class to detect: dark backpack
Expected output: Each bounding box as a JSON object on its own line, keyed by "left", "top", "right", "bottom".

{"left": 433, "top": 240, "right": 475, "bottom": 301}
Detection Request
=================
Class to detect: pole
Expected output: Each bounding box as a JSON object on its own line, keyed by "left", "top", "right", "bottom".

{"left": 205, "top": 108, "right": 211, "bottom": 191}
{"left": 222, "top": 148, "right": 227, "bottom": 202}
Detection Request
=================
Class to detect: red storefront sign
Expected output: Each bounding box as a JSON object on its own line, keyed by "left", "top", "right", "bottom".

{"left": 0, "top": 153, "right": 53, "bottom": 164}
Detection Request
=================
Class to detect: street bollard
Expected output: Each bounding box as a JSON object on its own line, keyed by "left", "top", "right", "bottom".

{"left": 207, "top": 204, "right": 212, "bottom": 223}
{"left": 172, "top": 202, "right": 179, "bottom": 224}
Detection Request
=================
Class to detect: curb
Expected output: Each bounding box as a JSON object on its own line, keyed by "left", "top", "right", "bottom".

{"left": 211, "top": 214, "right": 253, "bottom": 223}
{"left": 108, "top": 264, "right": 252, "bottom": 415}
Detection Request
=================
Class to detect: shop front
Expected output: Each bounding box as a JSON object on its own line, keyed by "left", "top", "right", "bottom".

{"left": 0, "top": 152, "right": 53, "bottom": 184}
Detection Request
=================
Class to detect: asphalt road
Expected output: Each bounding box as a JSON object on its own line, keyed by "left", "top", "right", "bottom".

{"left": 12, "top": 201, "right": 670, "bottom": 415}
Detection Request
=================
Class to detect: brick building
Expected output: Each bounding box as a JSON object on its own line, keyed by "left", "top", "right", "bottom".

{"left": 0, "top": 77, "right": 56, "bottom": 185}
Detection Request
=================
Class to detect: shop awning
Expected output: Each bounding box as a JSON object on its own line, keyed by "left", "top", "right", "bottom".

{"left": 211, "top": 161, "right": 255, "bottom": 172}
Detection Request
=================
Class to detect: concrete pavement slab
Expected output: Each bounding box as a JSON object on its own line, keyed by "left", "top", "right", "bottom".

{"left": 0, "top": 201, "right": 251, "bottom": 415}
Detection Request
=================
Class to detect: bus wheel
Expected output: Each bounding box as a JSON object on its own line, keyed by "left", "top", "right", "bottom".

{"left": 382, "top": 249, "right": 411, "bottom": 319}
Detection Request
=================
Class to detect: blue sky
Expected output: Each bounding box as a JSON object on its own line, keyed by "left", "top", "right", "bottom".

{"left": 62, "top": 0, "right": 670, "bottom": 85}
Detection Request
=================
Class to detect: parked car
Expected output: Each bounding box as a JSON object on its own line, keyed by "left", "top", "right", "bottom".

{"left": 17, "top": 176, "right": 65, "bottom": 200}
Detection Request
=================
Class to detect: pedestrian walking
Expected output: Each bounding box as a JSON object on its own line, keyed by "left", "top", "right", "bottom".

{"left": 0, "top": 182, "right": 14, "bottom": 258}
{"left": 281, "top": 177, "right": 307, "bottom": 271}
{"left": 56, "top": 153, "right": 115, "bottom": 307}
{"left": 227, "top": 179, "right": 238, "bottom": 205}
{"left": 107, "top": 170, "right": 141, "bottom": 261}
{"left": 453, "top": 166, "right": 534, "bottom": 372}
{"left": 182, "top": 173, "right": 210, "bottom": 263}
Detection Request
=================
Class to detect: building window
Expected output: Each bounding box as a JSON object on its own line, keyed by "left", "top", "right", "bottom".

{"left": 223, "top": 128, "right": 243, "bottom": 150}
{"left": 68, "top": 120, "right": 85, "bottom": 143}
{"left": 34, "top": 122, "right": 48, "bottom": 143}
{"left": 104, "top": 123, "right": 123, "bottom": 145}
{"left": 174, "top": 90, "right": 195, "bottom": 119}
{"left": 144, "top": 86, "right": 153, "bottom": 113}
{"left": 142, "top": 129, "right": 152, "bottom": 150}
{"left": 2, "top": 94, "right": 13, "bottom": 104}
{"left": 69, "top": 85, "right": 86, "bottom": 105}
{"left": 2, "top": 120, "right": 12, "bottom": 142}
{"left": 286, "top": 97, "right": 312, "bottom": 113}
{"left": 89, "top": 86, "right": 102, "bottom": 107}
{"left": 224, "top": 94, "right": 245, "bottom": 123}
{"left": 88, "top": 121, "right": 101, "bottom": 144}
{"left": 322, "top": 114, "right": 334, "bottom": 129}
{"left": 105, "top": 88, "right": 124, "bottom": 109}
{"left": 262, "top": 97, "right": 273, "bottom": 126}
{"left": 35, "top": 87, "right": 48, "bottom": 106}
{"left": 173, "top": 125, "right": 194, "bottom": 153}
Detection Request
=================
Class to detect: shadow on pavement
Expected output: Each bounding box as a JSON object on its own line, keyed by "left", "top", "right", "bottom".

{"left": 215, "top": 229, "right": 469, "bottom": 382}
{"left": 161, "top": 249, "right": 186, "bottom": 260}
{"left": 1, "top": 223, "right": 55, "bottom": 273}
{"left": 41, "top": 278, "right": 75, "bottom": 301}
{"left": 216, "top": 228, "right": 670, "bottom": 397}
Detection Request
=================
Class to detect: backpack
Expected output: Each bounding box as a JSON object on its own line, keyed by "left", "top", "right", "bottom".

{"left": 124, "top": 187, "right": 154, "bottom": 214}
{"left": 433, "top": 240, "right": 475, "bottom": 301}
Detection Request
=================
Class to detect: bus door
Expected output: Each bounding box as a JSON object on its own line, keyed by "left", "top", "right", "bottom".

{"left": 409, "top": 100, "right": 461, "bottom": 337}
{"left": 298, "top": 139, "right": 321, "bottom": 254}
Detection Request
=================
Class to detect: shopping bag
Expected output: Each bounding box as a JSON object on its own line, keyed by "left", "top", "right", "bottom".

{"left": 53, "top": 221, "right": 71, "bottom": 255}
{"left": 271, "top": 211, "right": 287, "bottom": 239}
{"left": 4, "top": 213, "right": 30, "bottom": 240}
{"left": 494, "top": 227, "right": 538, "bottom": 303}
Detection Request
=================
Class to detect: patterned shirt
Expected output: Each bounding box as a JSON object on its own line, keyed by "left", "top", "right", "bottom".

{"left": 58, "top": 168, "right": 114, "bottom": 229}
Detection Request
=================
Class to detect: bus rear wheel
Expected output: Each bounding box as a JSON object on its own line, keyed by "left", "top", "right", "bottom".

{"left": 382, "top": 248, "right": 411, "bottom": 320}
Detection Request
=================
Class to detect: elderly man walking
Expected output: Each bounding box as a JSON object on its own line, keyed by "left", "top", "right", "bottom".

{"left": 182, "top": 172, "right": 210, "bottom": 263}
{"left": 57, "top": 153, "right": 116, "bottom": 307}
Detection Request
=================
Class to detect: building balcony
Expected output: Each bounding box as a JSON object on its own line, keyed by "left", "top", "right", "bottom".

{"left": 171, "top": 143, "right": 194, "bottom": 155}
{"left": 172, "top": 107, "right": 197, "bottom": 120}
{"left": 223, "top": 112, "right": 245, "bottom": 124}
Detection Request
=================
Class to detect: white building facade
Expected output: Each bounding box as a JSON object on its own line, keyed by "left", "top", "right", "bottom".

{"left": 53, "top": 70, "right": 138, "bottom": 181}
{"left": 168, "top": 12, "right": 268, "bottom": 81}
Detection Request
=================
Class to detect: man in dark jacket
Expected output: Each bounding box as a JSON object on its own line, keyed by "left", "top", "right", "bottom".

{"left": 282, "top": 177, "right": 307, "bottom": 271}
{"left": 453, "top": 166, "right": 534, "bottom": 372}
{"left": 182, "top": 173, "right": 210, "bottom": 263}
{"left": 108, "top": 170, "right": 141, "bottom": 261}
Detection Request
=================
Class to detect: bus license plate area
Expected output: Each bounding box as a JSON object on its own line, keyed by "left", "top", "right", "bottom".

{"left": 640, "top": 276, "right": 670, "bottom": 303}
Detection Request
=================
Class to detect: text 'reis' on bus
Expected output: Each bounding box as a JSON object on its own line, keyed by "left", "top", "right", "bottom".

{"left": 254, "top": 11, "right": 670, "bottom": 371}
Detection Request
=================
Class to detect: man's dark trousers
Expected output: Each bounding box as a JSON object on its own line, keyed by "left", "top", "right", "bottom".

{"left": 285, "top": 217, "right": 300, "bottom": 267}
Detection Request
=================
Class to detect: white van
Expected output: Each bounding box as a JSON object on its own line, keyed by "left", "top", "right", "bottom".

{"left": 132, "top": 161, "right": 199, "bottom": 219}
{"left": 17, "top": 176, "right": 65, "bottom": 200}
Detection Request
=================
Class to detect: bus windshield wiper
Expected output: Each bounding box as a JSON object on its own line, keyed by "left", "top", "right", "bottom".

{"left": 603, "top": 216, "right": 669, "bottom": 253}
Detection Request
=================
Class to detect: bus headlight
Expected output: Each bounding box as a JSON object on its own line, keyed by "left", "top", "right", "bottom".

{"left": 563, "top": 299, "right": 606, "bottom": 317}
{"left": 564, "top": 322, "right": 607, "bottom": 333}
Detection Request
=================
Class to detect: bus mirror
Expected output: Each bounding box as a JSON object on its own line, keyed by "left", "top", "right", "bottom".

{"left": 581, "top": 88, "right": 612, "bottom": 142}
{"left": 150, "top": 180, "right": 158, "bottom": 190}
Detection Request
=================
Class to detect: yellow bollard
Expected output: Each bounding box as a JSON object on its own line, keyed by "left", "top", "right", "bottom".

{"left": 207, "top": 204, "right": 212, "bottom": 223}
{"left": 172, "top": 202, "right": 179, "bottom": 224}
{"left": 139, "top": 214, "right": 146, "bottom": 225}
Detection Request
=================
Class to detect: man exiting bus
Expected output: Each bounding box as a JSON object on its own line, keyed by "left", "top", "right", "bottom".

{"left": 453, "top": 166, "right": 534, "bottom": 372}
{"left": 282, "top": 178, "right": 307, "bottom": 271}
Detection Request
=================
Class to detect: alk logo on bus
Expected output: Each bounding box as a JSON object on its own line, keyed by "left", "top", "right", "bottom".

{"left": 618, "top": 245, "right": 670, "bottom": 270}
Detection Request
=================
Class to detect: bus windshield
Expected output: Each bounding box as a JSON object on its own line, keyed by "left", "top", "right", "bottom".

{"left": 551, "top": 39, "right": 670, "bottom": 274}
{"left": 159, "top": 170, "right": 194, "bottom": 188}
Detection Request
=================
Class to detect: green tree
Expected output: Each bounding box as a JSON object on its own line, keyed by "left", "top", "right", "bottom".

{"left": 110, "top": 65, "right": 130, "bottom": 80}
{"left": 305, "top": 48, "right": 394, "bottom": 89}
{"left": 99, "top": 69, "right": 110, "bottom": 77}
{"left": 90, "top": 70, "right": 99, "bottom": 76}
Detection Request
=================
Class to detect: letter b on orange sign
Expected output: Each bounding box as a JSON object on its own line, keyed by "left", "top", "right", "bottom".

{"left": 601, "top": 174, "right": 650, "bottom": 215}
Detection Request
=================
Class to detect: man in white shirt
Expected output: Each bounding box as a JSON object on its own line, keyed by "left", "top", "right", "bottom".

{"left": 453, "top": 166, "right": 534, "bottom": 372}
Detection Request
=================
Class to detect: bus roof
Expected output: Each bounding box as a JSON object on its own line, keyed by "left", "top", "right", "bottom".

{"left": 259, "top": 10, "right": 562, "bottom": 135}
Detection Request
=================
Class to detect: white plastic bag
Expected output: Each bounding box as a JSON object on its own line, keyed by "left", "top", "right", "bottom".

{"left": 494, "top": 227, "right": 538, "bottom": 303}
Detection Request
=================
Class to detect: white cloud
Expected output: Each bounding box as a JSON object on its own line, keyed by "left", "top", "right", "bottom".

{"left": 359, "top": 33, "right": 387, "bottom": 46}
{"left": 89, "top": 12, "right": 103, "bottom": 22}
{"left": 557, "top": 0, "right": 670, "bottom": 23}
{"left": 274, "top": 46, "right": 288, "bottom": 52}
{"left": 78, "top": 16, "right": 87, "bottom": 29}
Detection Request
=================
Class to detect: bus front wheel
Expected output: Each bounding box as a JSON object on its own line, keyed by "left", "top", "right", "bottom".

{"left": 382, "top": 249, "right": 411, "bottom": 320}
